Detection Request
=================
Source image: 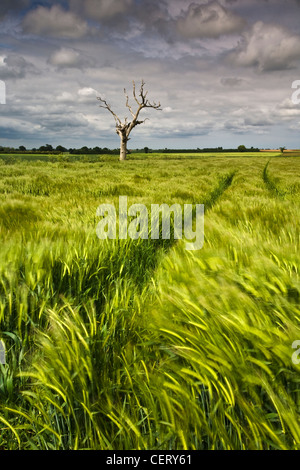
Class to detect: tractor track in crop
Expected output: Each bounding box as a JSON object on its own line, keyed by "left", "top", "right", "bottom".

{"left": 263, "top": 160, "right": 285, "bottom": 199}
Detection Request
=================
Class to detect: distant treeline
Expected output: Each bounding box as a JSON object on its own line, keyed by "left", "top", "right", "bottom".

{"left": 0, "top": 145, "right": 261, "bottom": 154}
{"left": 0, "top": 145, "right": 120, "bottom": 155}
{"left": 151, "top": 147, "right": 261, "bottom": 153}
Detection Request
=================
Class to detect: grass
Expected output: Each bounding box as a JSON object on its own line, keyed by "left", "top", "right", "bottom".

{"left": 0, "top": 153, "right": 300, "bottom": 449}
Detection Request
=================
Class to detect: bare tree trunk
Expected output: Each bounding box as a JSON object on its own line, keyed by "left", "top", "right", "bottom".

{"left": 119, "top": 134, "right": 127, "bottom": 161}
{"left": 97, "top": 80, "right": 162, "bottom": 162}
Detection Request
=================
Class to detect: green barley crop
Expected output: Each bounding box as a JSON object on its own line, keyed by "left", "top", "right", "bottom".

{"left": 0, "top": 153, "right": 300, "bottom": 449}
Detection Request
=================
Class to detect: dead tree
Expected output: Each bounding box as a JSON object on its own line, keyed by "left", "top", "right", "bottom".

{"left": 97, "top": 80, "right": 162, "bottom": 161}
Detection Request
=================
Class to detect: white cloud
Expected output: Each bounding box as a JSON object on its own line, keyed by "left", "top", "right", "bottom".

{"left": 22, "top": 5, "right": 88, "bottom": 38}
{"left": 227, "top": 21, "right": 300, "bottom": 71}
{"left": 176, "top": 0, "right": 246, "bottom": 38}
{"left": 78, "top": 87, "right": 98, "bottom": 97}
{"left": 56, "top": 91, "right": 74, "bottom": 103}
{"left": 77, "top": 87, "right": 99, "bottom": 103}
{"left": 48, "top": 48, "right": 84, "bottom": 68}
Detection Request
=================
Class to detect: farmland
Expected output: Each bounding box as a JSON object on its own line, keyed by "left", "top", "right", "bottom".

{"left": 0, "top": 152, "right": 300, "bottom": 450}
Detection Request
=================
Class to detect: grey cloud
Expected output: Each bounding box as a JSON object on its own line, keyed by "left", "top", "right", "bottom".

{"left": 68, "top": 0, "right": 133, "bottom": 21}
{"left": 0, "top": 0, "right": 29, "bottom": 20}
{"left": 1, "top": 0, "right": 300, "bottom": 150}
{"left": 147, "top": 120, "right": 213, "bottom": 139}
{"left": 0, "top": 54, "right": 38, "bottom": 79}
{"left": 22, "top": 4, "right": 88, "bottom": 38}
{"left": 38, "top": 114, "right": 89, "bottom": 132}
{"left": 176, "top": 1, "right": 247, "bottom": 39}
{"left": 0, "top": 126, "right": 32, "bottom": 139}
{"left": 227, "top": 21, "right": 300, "bottom": 71}
{"left": 220, "top": 77, "right": 245, "bottom": 87}
{"left": 223, "top": 119, "right": 270, "bottom": 134}
{"left": 244, "top": 116, "right": 274, "bottom": 126}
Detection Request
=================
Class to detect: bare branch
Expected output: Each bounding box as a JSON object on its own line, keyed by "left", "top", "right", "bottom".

{"left": 124, "top": 88, "right": 135, "bottom": 118}
{"left": 132, "top": 80, "right": 140, "bottom": 106}
{"left": 145, "top": 100, "right": 162, "bottom": 110}
{"left": 134, "top": 79, "right": 162, "bottom": 110}
{"left": 133, "top": 118, "right": 149, "bottom": 127}
{"left": 97, "top": 96, "right": 121, "bottom": 126}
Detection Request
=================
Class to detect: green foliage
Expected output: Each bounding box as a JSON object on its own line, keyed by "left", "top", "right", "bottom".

{"left": 0, "top": 154, "right": 300, "bottom": 449}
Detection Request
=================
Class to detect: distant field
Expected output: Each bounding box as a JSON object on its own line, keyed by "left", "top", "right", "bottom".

{"left": 0, "top": 153, "right": 300, "bottom": 450}
{"left": 0, "top": 150, "right": 286, "bottom": 162}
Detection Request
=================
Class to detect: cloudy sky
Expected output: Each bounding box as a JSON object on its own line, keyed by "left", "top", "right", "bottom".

{"left": 0, "top": 0, "right": 300, "bottom": 150}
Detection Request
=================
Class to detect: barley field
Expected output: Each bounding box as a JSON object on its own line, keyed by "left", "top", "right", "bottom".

{"left": 0, "top": 152, "right": 300, "bottom": 450}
